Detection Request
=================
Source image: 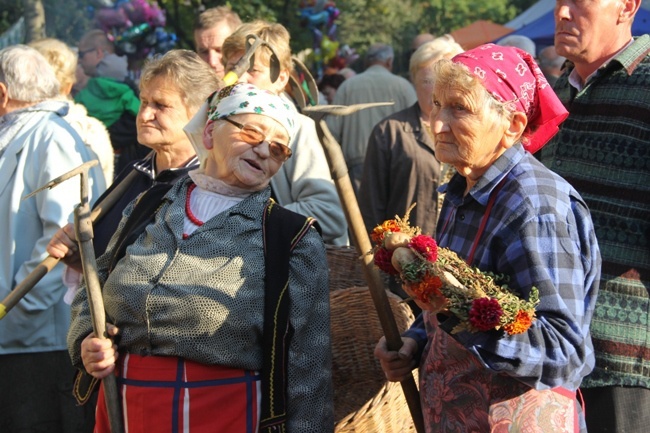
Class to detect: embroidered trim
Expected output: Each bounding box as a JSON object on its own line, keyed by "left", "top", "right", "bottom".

{"left": 72, "top": 369, "right": 99, "bottom": 405}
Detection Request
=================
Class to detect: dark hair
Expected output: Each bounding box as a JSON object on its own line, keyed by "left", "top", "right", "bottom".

{"left": 318, "top": 73, "right": 345, "bottom": 91}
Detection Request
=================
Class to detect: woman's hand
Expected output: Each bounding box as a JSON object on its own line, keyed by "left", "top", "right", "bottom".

{"left": 81, "top": 324, "right": 120, "bottom": 379}
{"left": 374, "top": 336, "right": 419, "bottom": 382}
{"left": 46, "top": 223, "right": 82, "bottom": 272}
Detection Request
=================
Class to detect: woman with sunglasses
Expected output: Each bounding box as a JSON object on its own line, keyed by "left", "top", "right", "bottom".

{"left": 65, "top": 83, "right": 333, "bottom": 433}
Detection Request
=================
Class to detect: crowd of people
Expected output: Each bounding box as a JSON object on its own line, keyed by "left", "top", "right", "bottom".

{"left": 0, "top": 1, "right": 648, "bottom": 432}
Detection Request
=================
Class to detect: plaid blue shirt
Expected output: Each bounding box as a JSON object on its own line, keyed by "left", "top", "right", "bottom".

{"left": 405, "top": 143, "right": 601, "bottom": 390}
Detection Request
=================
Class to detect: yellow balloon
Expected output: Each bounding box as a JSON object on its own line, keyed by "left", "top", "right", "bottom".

{"left": 320, "top": 36, "right": 339, "bottom": 63}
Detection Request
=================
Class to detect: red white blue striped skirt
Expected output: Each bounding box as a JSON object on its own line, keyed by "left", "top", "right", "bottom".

{"left": 94, "top": 353, "right": 261, "bottom": 433}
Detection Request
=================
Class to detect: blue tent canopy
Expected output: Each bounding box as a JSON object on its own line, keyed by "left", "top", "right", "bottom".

{"left": 499, "top": 9, "right": 650, "bottom": 48}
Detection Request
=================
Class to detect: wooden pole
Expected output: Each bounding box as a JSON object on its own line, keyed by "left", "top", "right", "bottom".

{"left": 74, "top": 174, "right": 123, "bottom": 433}
{"left": 305, "top": 106, "right": 425, "bottom": 433}
{"left": 0, "top": 166, "right": 141, "bottom": 318}
{"left": 0, "top": 160, "right": 134, "bottom": 431}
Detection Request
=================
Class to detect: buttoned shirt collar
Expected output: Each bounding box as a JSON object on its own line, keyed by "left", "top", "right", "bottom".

{"left": 569, "top": 38, "right": 635, "bottom": 91}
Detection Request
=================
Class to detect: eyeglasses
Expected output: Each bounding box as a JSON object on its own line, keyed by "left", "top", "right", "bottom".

{"left": 221, "top": 117, "right": 292, "bottom": 162}
{"left": 78, "top": 48, "right": 96, "bottom": 59}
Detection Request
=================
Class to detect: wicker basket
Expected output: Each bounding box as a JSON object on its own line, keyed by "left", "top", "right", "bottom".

{"left": 326, "top": 245, "right": 368, "bottom": 291}
{"left": 330, "top": 286, "right": 417, "bottom": 433}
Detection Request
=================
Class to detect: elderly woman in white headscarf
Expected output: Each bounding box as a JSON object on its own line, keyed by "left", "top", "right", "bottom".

{"left": 67, "top": 83, "right": 333, "bottom": 433}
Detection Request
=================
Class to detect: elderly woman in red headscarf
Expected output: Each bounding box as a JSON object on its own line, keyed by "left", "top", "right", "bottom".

{"left": 375, "top": 44, "right": 601, "bottom": 432}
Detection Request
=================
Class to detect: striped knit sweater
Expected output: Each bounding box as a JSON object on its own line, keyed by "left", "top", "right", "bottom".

{"left": 541, "top": 35, "right": 650, "bottom": 389}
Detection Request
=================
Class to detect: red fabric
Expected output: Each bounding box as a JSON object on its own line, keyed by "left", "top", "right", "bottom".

{"left": 452, "top": 43, "right": 568, "bottom": 154}
{"left": 552, "top": 387, "right": 580, "bottom": 433}
{"left": 94, "top": 354, "right": 260, "bottom": 433}
{"left": 421, "top": 313, "right": 581, "bottom": 432}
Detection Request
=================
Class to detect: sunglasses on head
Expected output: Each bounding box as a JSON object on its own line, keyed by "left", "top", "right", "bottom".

{"left": 221, "top": 117, "right": 292, "bottom": 162}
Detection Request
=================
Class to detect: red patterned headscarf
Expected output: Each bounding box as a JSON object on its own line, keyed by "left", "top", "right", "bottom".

{"left": 451, "top": 43, "right": 568, "bottom": 154}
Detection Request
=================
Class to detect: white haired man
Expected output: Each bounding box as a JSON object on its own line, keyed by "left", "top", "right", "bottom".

{"left": 326, "top": 43, "right": 417, "bottom": 195}
{"left": 0, "top": 45, "right": 105, "bottom": 432}
{"left": 497, "top": 34, "right": 537, "bottom": 58}
{"left": 537, "top": 45, "right": 566, "bottom": 86}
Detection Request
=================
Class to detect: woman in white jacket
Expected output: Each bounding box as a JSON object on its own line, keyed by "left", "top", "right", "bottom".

{"left": 31, "top": 38, "right": 115, "bottom": 183}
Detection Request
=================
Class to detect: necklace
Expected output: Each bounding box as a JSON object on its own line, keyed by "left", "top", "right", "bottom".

{"left": 184, "top": 182, "right": 203, "bottom": 239}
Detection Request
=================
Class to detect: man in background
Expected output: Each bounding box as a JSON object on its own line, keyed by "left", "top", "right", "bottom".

{"left": 497, "top": 34, "right": 537, "bottom": 58}
{"left": 411, "top": 32, "right": 436, "bottom": 53}
{"left": 538, "top": 45, "right": 566, "bottom": 86}
{"left": 326, "top": 43, "right": 416, "bottom": 195}
{"left": 318, "top": 73, "right": 345, "bottom": 104}
{"left": 541, "top": 1, "right": 650, "bottom": 432}
{"left": 193, "top": 6, "right": 242, "bottom": 79}
{"left": 0, "top": 45, "right": 105, "bottom": 432}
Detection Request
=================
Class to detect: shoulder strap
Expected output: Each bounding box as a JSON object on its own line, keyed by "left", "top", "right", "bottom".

{"left": 259, "top": 199, "right": 320, "bottom": 432}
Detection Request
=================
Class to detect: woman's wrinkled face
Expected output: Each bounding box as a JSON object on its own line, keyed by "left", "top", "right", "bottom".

{"left": 413, "top": 61, "right": 439, "bottom": 119}
{"left": 204, "top": 113, "right": 289, "bottom": 191}
{"left": 137, "top": 77, "right": 192, "bottom": 151}
{"left": 429, "top": 82, "right": 509, "bottom": 180}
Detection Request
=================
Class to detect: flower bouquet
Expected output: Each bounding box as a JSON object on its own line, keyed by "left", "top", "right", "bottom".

{"left": 369, "top": 207, "right": 539, "bottom": 335}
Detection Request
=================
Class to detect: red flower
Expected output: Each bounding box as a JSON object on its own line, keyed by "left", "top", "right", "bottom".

{"left": 468, "top": 298, "right": 503, "bottom": 332}
{"left": 373, "top": 247, "right": 399, "bottom": 275}
{"left": 409, "top": 235, "right": 438, "bottom": 262}
{"left": 503, "top": 310, "right": 533, "bottom": 335}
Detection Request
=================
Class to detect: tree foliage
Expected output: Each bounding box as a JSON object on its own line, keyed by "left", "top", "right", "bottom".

{"left": 160, "top": 0, "right": 278, "bottom": 51}
{"left": 0, "top": 0, "right": 25, "bottom": 35}
{"left": 1, "top": 0, "right": 94, "bottom": 45}
{"left": 1, "top": 0, "right": 539, "bottom": 74}
{"left": 42, "top": 0, "right": 92, "bottom": 44}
